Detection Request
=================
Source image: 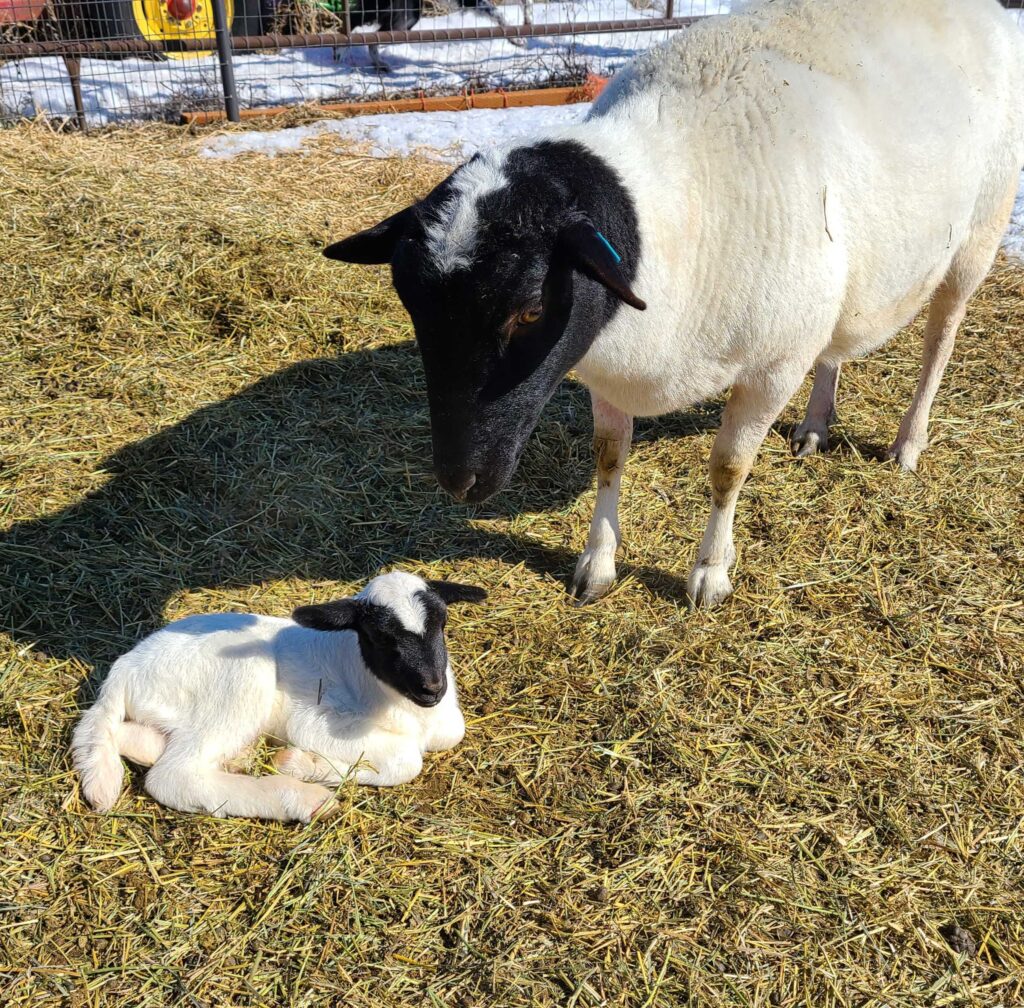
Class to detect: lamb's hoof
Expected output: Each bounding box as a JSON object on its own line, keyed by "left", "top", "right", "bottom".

{"left": 570, "top": 553, "right": 616, "bottom": 605}
{"left": 886, "top": 440, "right": 922, "bottom": 473}
{"left": 687, "top": 563, "right": 734, "bottom": 609}
{"left": 273, "top": 747, "right": 309, "bottom": 778}
{"left": 276, "top": 779, "right": 339, "bottom": 823}
{"left": 791, "top": 427, "right": 828, "bottom": 458}
{"left": 311, "top": 796, "right": 341, "bottom": 822}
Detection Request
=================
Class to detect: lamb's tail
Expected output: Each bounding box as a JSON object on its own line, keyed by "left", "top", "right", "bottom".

{"left": 71, "top": 678, "right": 127, "bottom": 812}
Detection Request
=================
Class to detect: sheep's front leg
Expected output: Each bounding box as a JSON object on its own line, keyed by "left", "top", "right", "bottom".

{"left": 571, "top": 394, "right": 633, "bottom": 604}
{"left": 688, "top": 374, "right": 804, "bottom": 608}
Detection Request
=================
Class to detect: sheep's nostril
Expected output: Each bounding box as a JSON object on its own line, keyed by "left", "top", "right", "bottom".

{"left": 436, "top": 468, "right": 477, "bottom": 501}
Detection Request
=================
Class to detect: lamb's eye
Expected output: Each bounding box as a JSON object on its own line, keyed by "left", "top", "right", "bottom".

{"left": 515, "top": 307, "right": 543, "bottom": 327}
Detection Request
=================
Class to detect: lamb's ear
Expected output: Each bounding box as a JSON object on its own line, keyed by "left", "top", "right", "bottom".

{"left": 559, "top": 219, "right": 646, "bottom": 311}
{"left": 427, "top": 581, "right": 488, "bottom": 605}
{"left": 292, "top": 600, "right": 361, "bottom": 631}
{"left": 323, "top": 205, "right": 417, "bottom": 264}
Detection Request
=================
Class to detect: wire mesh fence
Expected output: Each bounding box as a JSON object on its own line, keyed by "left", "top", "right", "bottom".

{"left": 1, "top": 1, "right": 1023, "bottom": 129}
{"left": 0, "top": 0, "right": 723, "bottom": 126}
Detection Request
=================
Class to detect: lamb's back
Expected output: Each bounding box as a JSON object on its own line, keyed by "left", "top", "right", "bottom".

{"left": 116, "top": 613, "right": 289, "bottom": 730}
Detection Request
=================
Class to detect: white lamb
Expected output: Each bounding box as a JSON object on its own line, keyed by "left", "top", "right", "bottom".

{"left": 71, "top": 572, "right": 487, "bottom": 822}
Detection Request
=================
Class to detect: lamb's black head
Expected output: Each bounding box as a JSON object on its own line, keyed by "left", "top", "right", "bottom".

{"left": 323, "top": 140, "right": 645, "bottom": 504}
{"left": 291, "top": 571, "right": 487, "bottom": 707}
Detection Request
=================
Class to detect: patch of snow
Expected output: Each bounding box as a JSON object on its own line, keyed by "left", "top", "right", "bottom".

{"left": 1005, "top": 172, "right": 1024, "bottom": 264}
{"left": 0, "top": 1, "right": 734, "bottom": 127}
{"left": 200, "top": 101, "right": 590, "bottom": 162}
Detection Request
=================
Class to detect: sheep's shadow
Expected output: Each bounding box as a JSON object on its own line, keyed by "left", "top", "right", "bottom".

{"left": 1, "top": 342, "right": 697, "bottom": 672}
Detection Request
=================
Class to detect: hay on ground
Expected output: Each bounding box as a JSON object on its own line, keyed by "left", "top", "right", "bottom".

{"left": 0, "top": 121, "right": 1022, "bottom": 1007}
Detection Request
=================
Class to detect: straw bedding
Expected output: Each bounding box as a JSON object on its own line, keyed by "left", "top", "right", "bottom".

{"left": 0, "top": 121, "right": 1022, "bottom": 1007}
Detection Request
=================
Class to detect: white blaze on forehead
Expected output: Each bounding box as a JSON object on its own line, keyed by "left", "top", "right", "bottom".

{"left": 425, "top": 152, "right": 508, "bottom": 273}
{"left": 360, "top": 571, "right": 429, "bottom": 635}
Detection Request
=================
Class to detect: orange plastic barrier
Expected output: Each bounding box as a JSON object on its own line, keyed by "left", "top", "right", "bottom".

{"left": 183, "top": 75, "right": 609, "bottom": 125}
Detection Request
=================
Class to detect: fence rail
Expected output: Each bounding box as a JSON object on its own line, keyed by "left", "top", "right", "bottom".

{"left": 0, "top": 18, "right": 701, "bottom": 58}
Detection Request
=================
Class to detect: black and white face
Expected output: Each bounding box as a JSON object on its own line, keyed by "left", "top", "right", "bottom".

{"left": 324, "top": 140, "right": 645, "bottom": 504}
{"left": 292, "top": 573, "right": 487, "bottom": 707}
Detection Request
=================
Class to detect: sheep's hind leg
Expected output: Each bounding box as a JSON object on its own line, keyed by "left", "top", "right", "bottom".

{"left": 145, "top": 739, "right": 336, "bottom": 822}
{"left": 889, "top": 177, "right": 1016, "bottom": 472}
{"left": 688, "top": 369, "right": 807, "bottom": 608}
{"left": 571, "top": 393, "right": 633, "bottom": 604}
{"left": 887, "top": 287, "right": 966, "bottom": 472}
{"left": 791, "top": 361, "right": 840, "bottom": 457}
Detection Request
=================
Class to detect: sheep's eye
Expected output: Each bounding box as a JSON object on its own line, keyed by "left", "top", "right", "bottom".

{"left": 515, "top": 307, "right": 543, "bottom": 328}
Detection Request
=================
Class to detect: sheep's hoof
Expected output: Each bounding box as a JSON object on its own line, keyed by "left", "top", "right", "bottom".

{"left": 791, "top": 426, "right": 828, "bottom": 458}
{"left": 570, "top": 553, "right": 616, "bottom": 604}
{"left": 886, "top": 440, "right": 922, "bottom": 473}
{"left": 686, "top": 562, "right": 733, "bottom": 609}
{"left": 571, "top": 579, "right": 614, "bottom": 606}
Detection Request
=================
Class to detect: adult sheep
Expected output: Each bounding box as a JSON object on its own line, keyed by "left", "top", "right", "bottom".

{"left": 324, "top": 0, "right": 1024, "bottom": 607}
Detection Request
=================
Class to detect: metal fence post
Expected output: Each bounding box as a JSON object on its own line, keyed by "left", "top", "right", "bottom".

{"left": 61, "top": 55, "right": 88, "bottom": 132}
{"left": 210, "top": 0, "right": 241, "bottom": 123}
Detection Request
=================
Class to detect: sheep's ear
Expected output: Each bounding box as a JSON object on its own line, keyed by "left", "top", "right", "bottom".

{"left": 323, "top": 205, "right": 417, "bottom": 264}
{"left": 559, "top": 219, "right": 646, "bottom": 311}
{"left": 427, "top": 581, "right": 488, "bottom": 605}
{"left": 292, "top": 600, "right": 361, "bottom": 632}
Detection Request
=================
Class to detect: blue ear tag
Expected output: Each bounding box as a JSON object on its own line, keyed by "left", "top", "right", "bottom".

{"left": 595, "top": 231, "right": 622, "bottom": 264}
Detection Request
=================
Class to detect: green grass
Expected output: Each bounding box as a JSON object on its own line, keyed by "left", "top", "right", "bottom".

{"left": 0, "top": 122, "right": 1022, "bottom": 1007}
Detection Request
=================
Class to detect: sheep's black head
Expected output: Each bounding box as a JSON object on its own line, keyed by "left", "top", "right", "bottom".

{"left": 323, "top": 139, "right": 645, "bottom": 504}
{"left": 292, "top": 571, "right": 487, "bottom": 707}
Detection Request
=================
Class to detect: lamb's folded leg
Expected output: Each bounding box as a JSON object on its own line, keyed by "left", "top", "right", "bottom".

{"left": 144, "top": 737, "right": 336, "bottom": 822}
{"left": 274, "top": 736, "right": 423, "bottom": 787}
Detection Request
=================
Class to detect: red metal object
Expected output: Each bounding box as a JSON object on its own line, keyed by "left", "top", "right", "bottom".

{"left": 166, "top": 0, "right": 197, "bottom": 20}
{"left": 0, "top": 0, "right": 46, "bottom": 24}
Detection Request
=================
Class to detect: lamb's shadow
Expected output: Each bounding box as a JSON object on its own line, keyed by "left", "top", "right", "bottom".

{"left": 1, "top": 343, "right": 698, "bottom": 670}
